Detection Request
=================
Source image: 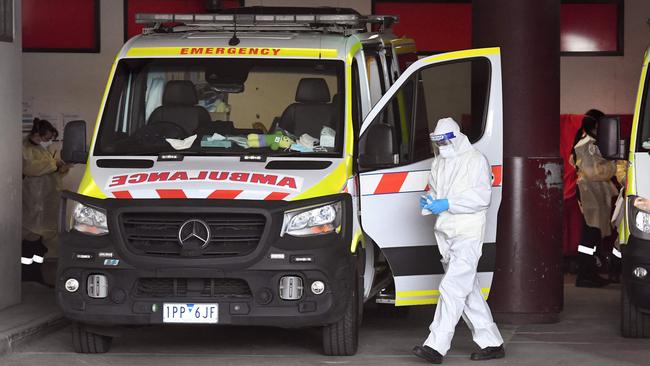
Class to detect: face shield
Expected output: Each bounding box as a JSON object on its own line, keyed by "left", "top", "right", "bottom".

{"left": 430, "top": 131, "right": 457, "bottom": 158}
{"left": 430, "top": 131, "right": 456, "bottom": 146}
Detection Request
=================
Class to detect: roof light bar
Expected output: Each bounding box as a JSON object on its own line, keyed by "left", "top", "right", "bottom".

{"left": 135, "top": 12, "right": 398, "bottom": 34}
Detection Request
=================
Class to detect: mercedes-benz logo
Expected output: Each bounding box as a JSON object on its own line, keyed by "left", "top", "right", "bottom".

{"left": 178, "top": 219, "right": 211, "bottom": 249}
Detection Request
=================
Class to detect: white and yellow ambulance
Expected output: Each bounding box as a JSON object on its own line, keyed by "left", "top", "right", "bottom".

{"left": 58, "top": 7, "right": 503, "bottom": 355}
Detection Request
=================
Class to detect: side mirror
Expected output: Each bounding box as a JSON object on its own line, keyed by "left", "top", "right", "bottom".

{"left": 359, "top": 123, "right": 397, "bottom": 169}
{"left": 597, "top": 116, "right": 625, "bottom": 160}
{"left": 62, "top": 120, "right": 88, "bottom": 164}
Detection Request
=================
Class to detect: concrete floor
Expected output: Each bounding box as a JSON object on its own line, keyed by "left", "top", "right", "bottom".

{"left": 2, "top": 281, "right": 649, "bottom": 366}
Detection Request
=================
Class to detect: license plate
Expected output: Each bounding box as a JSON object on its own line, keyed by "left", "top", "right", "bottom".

{"left": 163, "top": 303, "right": 218, "bottom": 324}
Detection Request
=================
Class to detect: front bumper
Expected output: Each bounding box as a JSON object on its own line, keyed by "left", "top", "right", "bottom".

{"left": 57, "top": 192, "right": 354, "bottom": 328}
{"left": 622, "top": 235, "right": 650, "bottom": 313}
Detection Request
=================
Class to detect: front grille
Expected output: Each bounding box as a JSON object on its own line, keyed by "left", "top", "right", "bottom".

{"left": 135, "top": 278, "right": 252, "bottom": 298}
{"left": 120, "top": 212, "right": 265, "bottom": 257}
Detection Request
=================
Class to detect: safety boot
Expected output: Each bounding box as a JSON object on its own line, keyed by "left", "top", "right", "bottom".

{"left": 412, "top": 345, "right": 443, "bottom": 364}
{"left": 470, "top": 345, "right": 505, "bottom": 361}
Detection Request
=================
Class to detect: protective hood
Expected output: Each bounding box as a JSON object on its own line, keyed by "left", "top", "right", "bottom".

{"left": 432, "top": 117, "right": 473, "bottom": 158}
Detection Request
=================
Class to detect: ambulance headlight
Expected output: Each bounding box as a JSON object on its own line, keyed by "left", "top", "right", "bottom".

{"left": 630, "top": 196, "right": 650, "bottom": 239}
{"left": 282, "top": 202, "right": 341, "bottom": 237}
{"left": 71, "top": 202, "right": 108, "bottom": 236}
{"left": 635, "top": 211, "right": 650, "bottom": 234}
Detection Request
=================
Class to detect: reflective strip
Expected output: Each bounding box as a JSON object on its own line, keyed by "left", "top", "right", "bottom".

{"left": 126, "top": 47, "right": 339, "bottom": 59}
{"left": 156, "top": 189, "right": 187, "bottom": 199}
{"left": 400, "top": 170, "right": 430, "bottom": 192}
{"left": 492, "top": 165, "right": 503, "bottom": 187}
{"left": 374, "top": 172, "right": 408, "bottom": 194}
{"left": 208, "top": 189, "right": 243, "bottom": 199}
{"left": 395, "top": 287, "right": 491, "bottom": 306}
{"left": 111, "top": 189, "right": 292, "bottom": 200}
{"left": 128, "top": 189, "right": 159, "bottom": 199}
{"left": 396, "top": 298, "right": 438, "bottom": 306}
{"left": 578, "top": 245, "right": 596, "bottom": 255}
{"left": 112, "top": 190, "right": 133, "bottom": 199}
{"left": 361, "top": 166, "right": 503, "bottom": 196}
{"left": 21, "top": 257, "right": 33, "bottom": 265}
{"left": 399, "top": 289, "right": 439, "bottom": 297}
{"left": 32, "top": 255, "right": 44, "bottom": 264}
{"left": 264, "top": 192, "right": 290, "bottom": 201}
{"left": 613, "top": 247, "right": 622, "bottom": 258}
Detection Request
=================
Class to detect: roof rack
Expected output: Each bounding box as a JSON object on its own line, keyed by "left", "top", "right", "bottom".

{"left": 135, "top": 10, "right": 398, "bottom": 36}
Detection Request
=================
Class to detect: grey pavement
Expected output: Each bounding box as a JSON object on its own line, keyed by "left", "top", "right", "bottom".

{"left": 1, "top": 279, "right": 649, "bottom": 366}
{"left": 0, "top": 282, "right": 64, "bottom": 356}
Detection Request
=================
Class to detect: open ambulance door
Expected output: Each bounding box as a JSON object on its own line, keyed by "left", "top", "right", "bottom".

{"left": 358, "top": 48, "right": 503, "bottom": 306}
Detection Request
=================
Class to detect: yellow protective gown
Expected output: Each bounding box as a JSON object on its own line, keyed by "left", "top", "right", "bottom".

{"left": 22, "top": 137, "right": 63, "bottom": 258}
{"left": 574, "top": 135, "right": 617, "bottom": 237}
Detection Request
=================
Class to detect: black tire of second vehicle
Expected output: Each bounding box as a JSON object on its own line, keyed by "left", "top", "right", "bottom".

{"left": 322, "top": 261, "right": 360, "bottom": 356}
{"left": 72, "top": 322, "right": 113, "bottom": 353}
{"left": 621, "top": 284, "right": 650, "bottom": 338}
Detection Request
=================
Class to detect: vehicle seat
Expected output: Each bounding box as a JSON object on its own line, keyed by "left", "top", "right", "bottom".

{"left": 278, "top": 78, "right": 334, "bottom": 138}
{"left": 330, "top": 93, "right": 342, "bottom": 126}
{"left": 148, "top": 80, "right": 211, "bottom": 136}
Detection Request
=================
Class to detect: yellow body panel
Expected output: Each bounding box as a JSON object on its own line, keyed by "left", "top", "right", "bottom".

{"left": 78, "top": 59, "right": 119, "bottom": 198}
{"left": 78, "top": 165, "right": 107, "bottom": 199}
{"left": 423, "top": 47, "right": 500, "bottom": 64}
{"left": 621, "top": 49, "right": 649, "bottom": 243}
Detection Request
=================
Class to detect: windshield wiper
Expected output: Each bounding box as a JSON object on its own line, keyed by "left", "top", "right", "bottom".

{"left": 128, "top": 150, "right": 197, "bottom": 156}
{"left": 269, "top": 151, "right": 307, "bottom": 157}
{"left": 270, "top": 151, "right": 338, "bottom": 157}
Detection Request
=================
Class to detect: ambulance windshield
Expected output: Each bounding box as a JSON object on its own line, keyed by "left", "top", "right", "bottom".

{"left": 94, "top": 58, "right": 345, "bottom": 157}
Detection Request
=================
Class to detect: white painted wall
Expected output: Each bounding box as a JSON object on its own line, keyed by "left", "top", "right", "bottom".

{"left": 1, "top": 0, "right": 22, "bottom": 310}
{"left": 560, "top": 0, "right": 650, "bottom": 114}
{"left": 22, "top": 0, "right": 125, "bottom": 191}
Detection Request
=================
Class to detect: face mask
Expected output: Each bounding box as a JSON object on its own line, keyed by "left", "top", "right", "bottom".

{"left": 438, "top": 144, "right": 456, "bottom": 159}
{"left": 40, "top": 141, "right": 53, "bottom": 149}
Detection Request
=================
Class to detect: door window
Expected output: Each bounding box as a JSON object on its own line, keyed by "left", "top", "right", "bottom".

{"left": 365, "top": 52, "right": 386, "bottom": 107}
{"left": 361, "top": 57, "right": 491, "bottom": 166}
{"left": 413, "top": 58, "right": 491, "bottom": 161}
{"left": 359, "top": 76, "right": 415, "bottom": 165}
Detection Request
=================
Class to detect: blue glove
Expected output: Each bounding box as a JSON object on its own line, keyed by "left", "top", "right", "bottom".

{"left": 419, "top": 195, "right": 432, "bottom": 208}
{"left": 423, "top": 198, "right": 449, "bottom": 214}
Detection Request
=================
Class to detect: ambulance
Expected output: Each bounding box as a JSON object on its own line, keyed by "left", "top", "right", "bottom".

{"left": 598, "top": 46, "right": 650, "bottom": 338}
{"left": 58, "top": 7, "right": 503, "bottom": 355}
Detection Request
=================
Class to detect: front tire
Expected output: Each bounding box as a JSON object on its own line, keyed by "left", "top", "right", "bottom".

{"left": 621, "top": 284, "right": 650, "bottom": 338}
{"left": 322, "top": 263, "right": 361, "bottom": 356}
{"left": 71, "top": 322, "right": 113, "bottom": 353}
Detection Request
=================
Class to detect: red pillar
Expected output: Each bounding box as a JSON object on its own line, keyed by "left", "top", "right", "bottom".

{"left": 473, "top": 0, "right": 564, "bottom": 323}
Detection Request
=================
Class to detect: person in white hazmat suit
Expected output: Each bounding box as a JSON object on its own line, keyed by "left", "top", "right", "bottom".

{"left": 412, "top": 118, "right": 504, "bottom": 364}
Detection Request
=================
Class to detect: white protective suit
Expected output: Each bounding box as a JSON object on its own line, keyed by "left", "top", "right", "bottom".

{"left": 423, "top": 118, "right": 503, "bottom": 355}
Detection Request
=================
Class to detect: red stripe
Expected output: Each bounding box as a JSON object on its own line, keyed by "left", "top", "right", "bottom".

{"left": 112, "top": 190, "right": 132, "bottom": 199}
{"left": 374, "top": 172, "right": 408, "bottom": 194}
{"left": 156, "top": 189, "right": 187, "bottom": 199}
{"left": 264, "top": 192, "right": 290, "bottom": 201}
{"left": 208, "top": 190, "right": 243, "bottom": 199}
{"left": 491, "top": 166, "right": 503, "bottom": 187}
